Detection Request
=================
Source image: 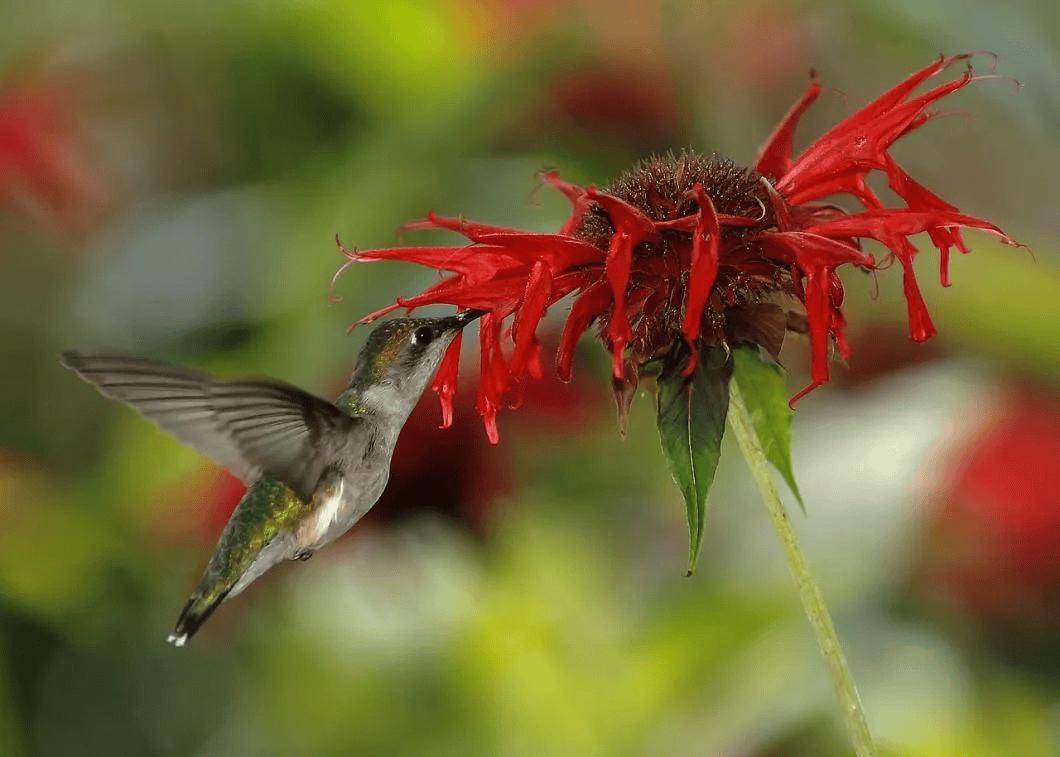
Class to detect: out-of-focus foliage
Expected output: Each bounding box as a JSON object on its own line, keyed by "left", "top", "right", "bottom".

{"left": 0, "top": 1, "right": 1056, "bottom": 755}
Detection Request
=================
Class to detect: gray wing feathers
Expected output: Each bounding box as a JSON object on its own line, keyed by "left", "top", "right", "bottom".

{"left": 61, "top": 352, "right": 354, "bottom": 501}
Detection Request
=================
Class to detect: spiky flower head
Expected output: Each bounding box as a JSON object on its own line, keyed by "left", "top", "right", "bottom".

{"left": 342, "top": 54, "right": 1019, "bottom": 443}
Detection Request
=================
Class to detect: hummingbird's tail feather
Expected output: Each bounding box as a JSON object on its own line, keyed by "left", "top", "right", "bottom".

{"left": 167, "top": 589, "right": 230, "bottom": 647}
{"left": 166, "top": 530, "right": 296, "bottom": 647}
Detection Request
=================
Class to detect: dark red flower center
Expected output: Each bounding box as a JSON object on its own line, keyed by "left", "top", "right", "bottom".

{"left": 574, "top": 152, "right": 774, "bottom": 246}
{"left": 571, "top": 151, "right": 795, "bottom": 367}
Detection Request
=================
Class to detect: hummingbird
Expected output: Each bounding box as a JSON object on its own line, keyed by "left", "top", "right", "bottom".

{"left": 61, "top": 311, "right": 482, "bottom": 646}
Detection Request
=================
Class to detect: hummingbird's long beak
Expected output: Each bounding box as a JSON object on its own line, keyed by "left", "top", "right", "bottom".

{"left": 446, "top": 309, "right": 486, "bottom": 330}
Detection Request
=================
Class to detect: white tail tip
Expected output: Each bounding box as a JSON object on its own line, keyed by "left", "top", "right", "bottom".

{"left": 167, "top": 632, "right": 188, "bottom": 647}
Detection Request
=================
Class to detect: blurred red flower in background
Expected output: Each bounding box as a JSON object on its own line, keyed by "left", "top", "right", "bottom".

{"left": 344, "top": 54, "right": 1019, "bottom": 442}
{"left": 538, "top": 63, "right": 683, "bottom": 150}
{"left": 918, "top": 387, "right": 1060, "bottom": 633}
{"left": 713, "top": 2, "right": 812, "bottom": 90}
{"left": 0, "top": 72, "right": 106, "bottom": 236}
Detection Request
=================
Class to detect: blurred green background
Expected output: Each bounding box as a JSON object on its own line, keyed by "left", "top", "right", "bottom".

{"left": 1, "top": 1, "right": 1058, "bottom": 755}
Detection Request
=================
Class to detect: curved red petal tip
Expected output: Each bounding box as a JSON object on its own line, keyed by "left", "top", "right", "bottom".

{"left": 527, "top": 340, "right": 544, "bottom": 380}
{"left": 909, "top": 319, "right": 938, "bottom": 343}
{"left": 801, "top": 267, "right": 834, "bottom": 391}
{"left": 759, "top": 178, "right": 793, "bottom": 232}
{"left": 654, "top": 215, "right": 697, "bottom": 232}
{"left": 754, "top": 71, "right": 823, "bottom": 180}
{"left": 353, "top": 302, "right": 401, "bottom": 331}
{"left": 437, "top": 397, "right": 454, "bottom": 429}
{"left": 680, "top": 185, "right": 721, "bottom": 344}
{"left": 537, "top": 169, "right": 587, "bottom": 205}
{"left": 611, "top": 341, "right": 626, "bottom": 380}
{"left": 603, "top": 228, "right": 635, "bottom": 366}
{"left": 431, "top": 334, "right": 463, "bottom": 427}
{"left": 776, "top": 55, "right": 998, "bottom": 205}
{"left": 586, "top": 187, "right": 658, "bottom": 239}
{"left": 482, "top": 412, "right": 500, "bottom": 445}
{"left": 940, "top": 248, "right": 952, "bottom": 287}
{"left": 896, "top": 254, "right": 938, "bottom": 342}
{"left": 510, "top": 260, "right": 552, "bottom": 374}
{"left": 556, "top": 282, "right": 611, "bottom": 382}
{"left": 788, "top": 380, "right": 823, "bottom": 408}
{"left": 680, "top": 340, "right": 699, "bottom": 377}
{"left": 397, "top": 211, "right": 463, "bottom": 237}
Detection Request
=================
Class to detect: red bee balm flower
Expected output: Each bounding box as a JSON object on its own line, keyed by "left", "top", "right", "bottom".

{"left": 345, "top": 55, "right": 1019, "bottom": 442}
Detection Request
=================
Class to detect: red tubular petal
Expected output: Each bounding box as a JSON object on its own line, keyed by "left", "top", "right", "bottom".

{"left": 757, "top": 233, "right": 875, "bottom": 405}
{"left": 587, "top": 188, "right": 658, "bottom": 379}
{"left": 479, "top": 407, "right": 499, "bottom": 444}
{"left": 755, "top": 71, "right": 822, "bottom": 181}
{"left": 829, "top": 273, "right": 851, "bottom": 360}
{"left": 403, "top": 269, "right": 580, "bottom": 322}
{"left": 790, "top": 265, "right": 832, "bottom": 407}
{"left": 538, "top": 169, "right": 587, "bottom": 206}
{"left": 783, "top": 169, "right": 884, "bottom": 209}
{"left": 652, "top": 216, "right": 698, "bottom": 232}
{"left": 475, "top": 232, "right": 605, "bottom": 272}
{"left": 799, "top": 209, "right": 980, "bottom": 343}
{"left": 797, "top": 54, "right": 957, "bottom": 153}
{"left": 895, "top": 246, "right": 937, "bottom": 342}
{"left": 538, "top": 170, "right": 590, "bottom": 236}
{"left": 511, "top": 260, "right": 552, "bottom": 374}
{"left": 398, "top": 274, "right": 529, "bottom": 313}
{"left": 940, "top": 247, "right": 952, "bottom": 287}
{"left": 680, "top": 341, "right": 700, "bottom": 378}
{"left": 681, "top": 185, "right": 721, "bottom": 344}
{"left": 761, "top": 178, "right": 793, "bottom": 231}
{"left": 399, "top": 211, "right": 522, "bottom": 241}
{"left": 587, "top": 188, "right": 659, "bottom": 239}
{"left": 354, "top": 245, "right": 521, "bottom": 281}
{"left": 656, "top": 212, "right": 762, "bottom": 231}
{"left": 778, "top": 57, "right": 981, "bottom": 204}
{"left": 884, "top": 155, "right": 964, "bottom": 286}
{"left": 475, "top": 312, "right": 508, "bottom": 444}
{"left": 604, "top": 230, "right": 634, "bottom": 378}
{"left": 757, "top": 231, "right": 874, "bottom": 269}
{"left": 353, "top": 301, "right": 402, "bottom": 328}
{"left": 557, "top": 280, "right": 611, "bottom": 381}
{"left": 806, "top": 209, "right": 1014, "bottom": 247}
{"left": 818, "top": 54, "right": 954, "bottom": 138}
{"left": 431, "top": 332, "right": 463, "bottom": 428}
{"left": 527, "top": 340, "right": 544, "bottom": 380}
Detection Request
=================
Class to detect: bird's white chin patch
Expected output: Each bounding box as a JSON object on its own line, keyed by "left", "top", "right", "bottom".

{"left": 360, "top": 384, "right": 405, "bottom": 414}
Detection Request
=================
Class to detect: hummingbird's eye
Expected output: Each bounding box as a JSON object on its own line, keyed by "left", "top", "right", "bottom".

{"left": 413, "top": 326, "right": 435, "bottom": 346}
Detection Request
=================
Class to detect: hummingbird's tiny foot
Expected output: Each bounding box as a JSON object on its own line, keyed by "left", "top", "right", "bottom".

{"left": 167, "top": 632, "right": 188, "bottom": 648}
{"left": 294, "top": 549, "right": 314, "bottom": 562}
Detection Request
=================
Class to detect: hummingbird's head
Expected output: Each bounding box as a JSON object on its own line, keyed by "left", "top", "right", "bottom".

{"left": 343, "top": 311, "right": 483, "bottom": 419}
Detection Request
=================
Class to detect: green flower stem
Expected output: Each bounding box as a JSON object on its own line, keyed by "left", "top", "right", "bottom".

{"left": 727, "top": 380, "right": 876, "bottom": 756}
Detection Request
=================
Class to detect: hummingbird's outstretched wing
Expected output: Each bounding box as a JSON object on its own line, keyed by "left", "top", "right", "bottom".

{"left": 61, "top": 352, "right": 357, "bottom": 502}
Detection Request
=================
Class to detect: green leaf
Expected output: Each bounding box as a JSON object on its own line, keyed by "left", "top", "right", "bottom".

{"left": 656, "top": 346, "right": 732, "bottom": 575}
{"left": 731, "top": 345, "right": 803, "bottom": 509}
